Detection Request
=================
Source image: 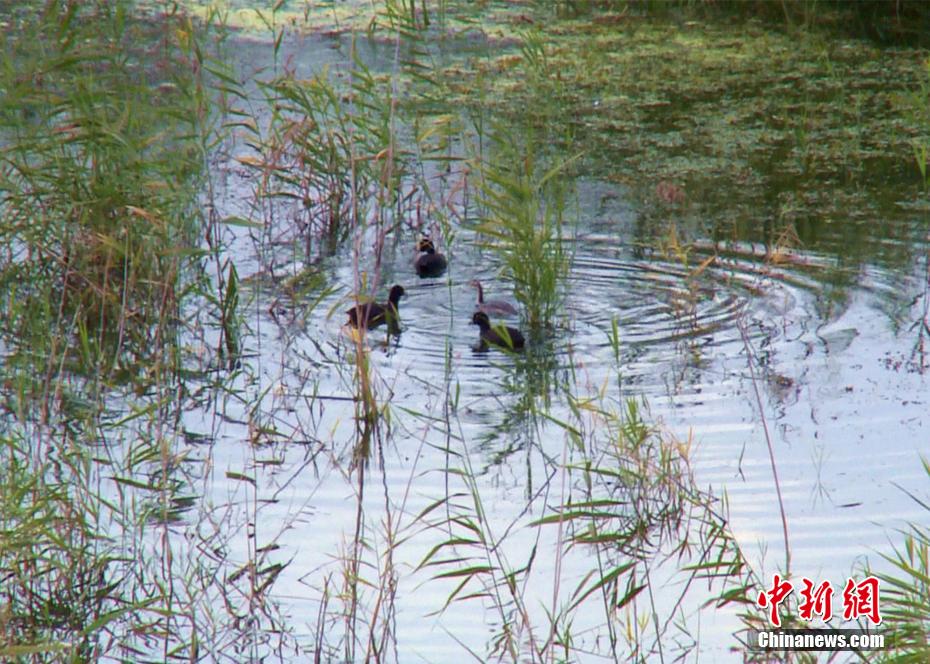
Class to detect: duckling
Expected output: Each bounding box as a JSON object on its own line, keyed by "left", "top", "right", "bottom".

{"left": 471, "top": 311, "right": 525, "bottom": 350}
{"left": 469, "top": 279, "right": 518, "bottom": 316}
{"left": 414, "top": 238, "right": 447, "bottom": 278}
{"left": 346, "top": 284, "right": 405, "bottom": 330}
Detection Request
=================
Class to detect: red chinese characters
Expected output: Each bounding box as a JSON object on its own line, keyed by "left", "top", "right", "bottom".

{"left": 798, "top": 579, "right": 833, "bottom": 622}
{"left": 757, "top": 574, "right": 793, "bottom": 627}
{"left": 842, "top": 576, "right": 881, "bottom": 625}
{"left": 756, "top": 575, "right": 882, "bottom": 627}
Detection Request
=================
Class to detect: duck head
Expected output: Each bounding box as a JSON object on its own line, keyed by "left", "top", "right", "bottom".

{"left": 416, "top": 238, "right": 436, "bottom": 254}
{"left": 388, "top": 284, "right": 406, "bottom": 305}
{"left": 471, "top": 311, "right": 491, "bottom": 330}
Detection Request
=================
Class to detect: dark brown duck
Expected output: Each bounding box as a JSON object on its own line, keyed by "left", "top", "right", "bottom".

{"left": 414, "top": 238, "right": 447, "bottom": 278}
{"left": 471, "top": 311, "right": 525, "bottom": 350}
{"left": 346, "top": 285, "right": 405, "bottom": 330}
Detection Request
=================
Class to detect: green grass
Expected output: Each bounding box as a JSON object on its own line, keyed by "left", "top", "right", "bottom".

{"left": 0, "top": 1, "right": 231, "bottom": 659}
{"left": 0, "top": 1, "right": 209, "bottom": 380}
{"left": 871, "top": 459, "right": 930, "bottom": 663}
{"left": 472, "top": 128, "right": 574, "bottom": 329}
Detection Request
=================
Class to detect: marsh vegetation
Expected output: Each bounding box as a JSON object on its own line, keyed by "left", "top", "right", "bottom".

{"left": 1, "top": 1, "right": 929, "bottom": 662}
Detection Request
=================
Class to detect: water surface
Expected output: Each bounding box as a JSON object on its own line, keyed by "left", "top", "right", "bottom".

{"left": 186, "top": 21, "right": 930, "bottom": 662}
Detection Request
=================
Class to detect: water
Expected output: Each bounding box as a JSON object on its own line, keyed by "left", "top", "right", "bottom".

{"left": 183, "top": 25, "right": 930, "bottom": 663}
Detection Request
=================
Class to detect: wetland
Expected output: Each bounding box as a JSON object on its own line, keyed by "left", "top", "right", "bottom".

{"left": 1, "top": 1, "right": 929, "bottom": 662}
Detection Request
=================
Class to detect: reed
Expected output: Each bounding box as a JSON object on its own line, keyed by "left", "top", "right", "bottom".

{"left": 0, "top": 1, "right": 243, "bottom": 659}
{"left": 870, "top": 460, "right": 930, "bottom": 662}
{"left": 241, "top": 40, "right": 407, "bottom": 263}
{"left": 471, "top": 129, "right": 574, "bottom": 329}
{"left": 0, "top": 1, "right": 209, "bottom": 377}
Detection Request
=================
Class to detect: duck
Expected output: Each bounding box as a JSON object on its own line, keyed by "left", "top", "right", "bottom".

{"left": 471, "top": 311, "right": 525, "bottom": 350}
{"left": 469, "top": 279, "right": 518, "bottom": 316}
{"left": 414, "top": 238, "right": 447, "bottom": 278}
{"left": 346, "top": 284, "right": 405, "bottom": 330}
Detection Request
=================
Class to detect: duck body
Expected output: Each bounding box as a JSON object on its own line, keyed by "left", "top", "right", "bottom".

{"left": 346, "top": 284, "right": 405, "bottom": 330}
{"left": 414, "top": 238, "right": 447, "bottom": 278}
{"left": 469, "top": 279, "right": 518, "bottom": 316}
{"left": 471, "top": 311, "right": 525, "bottom": 350}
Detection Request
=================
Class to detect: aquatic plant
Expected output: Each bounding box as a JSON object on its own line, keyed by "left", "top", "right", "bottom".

{"left": 870, "top": 460, "right": 930, "bottom": 662}
{"left": 410, "top": 340, "right": 753, "bottom": 661}
{"left": 0, "top": 1, "right": 219, "bottom": 375}
{"left": 471, "top": 129, "right": 574, "bottom": 329}
{"left": 242, "top": 40, "right": 407, "bottom": 261}
{"left": 0, "top": 2, "right": 256, "bottom": 659}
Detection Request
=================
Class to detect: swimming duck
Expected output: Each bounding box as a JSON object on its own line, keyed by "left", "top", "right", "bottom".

{"left": 469, "top": 279, "right": 518, "bottom": 316}
{"left": 471, "top": 311, "right": 525, "bottom": 350}
{"left": 414, "top": 238, "right": 447, "bottom": 278}
{"left": 346, "top": 284, "right": 405, "bottom": 330}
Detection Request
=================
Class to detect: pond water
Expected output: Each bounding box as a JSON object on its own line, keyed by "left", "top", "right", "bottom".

{"left": 185, "top": 22, "right": 928, "bottom": 663}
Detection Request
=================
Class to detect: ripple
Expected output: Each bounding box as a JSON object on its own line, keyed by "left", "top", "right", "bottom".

{"left": 218, "top": 168, "right": 930, "bottom": 664}
{"left": 272, "top": 223, "right": 842, "bottom": 406}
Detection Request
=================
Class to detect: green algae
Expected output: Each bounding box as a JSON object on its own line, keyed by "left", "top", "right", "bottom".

{"left": 430, "top": 9, "right": 929, "bottom": 274}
